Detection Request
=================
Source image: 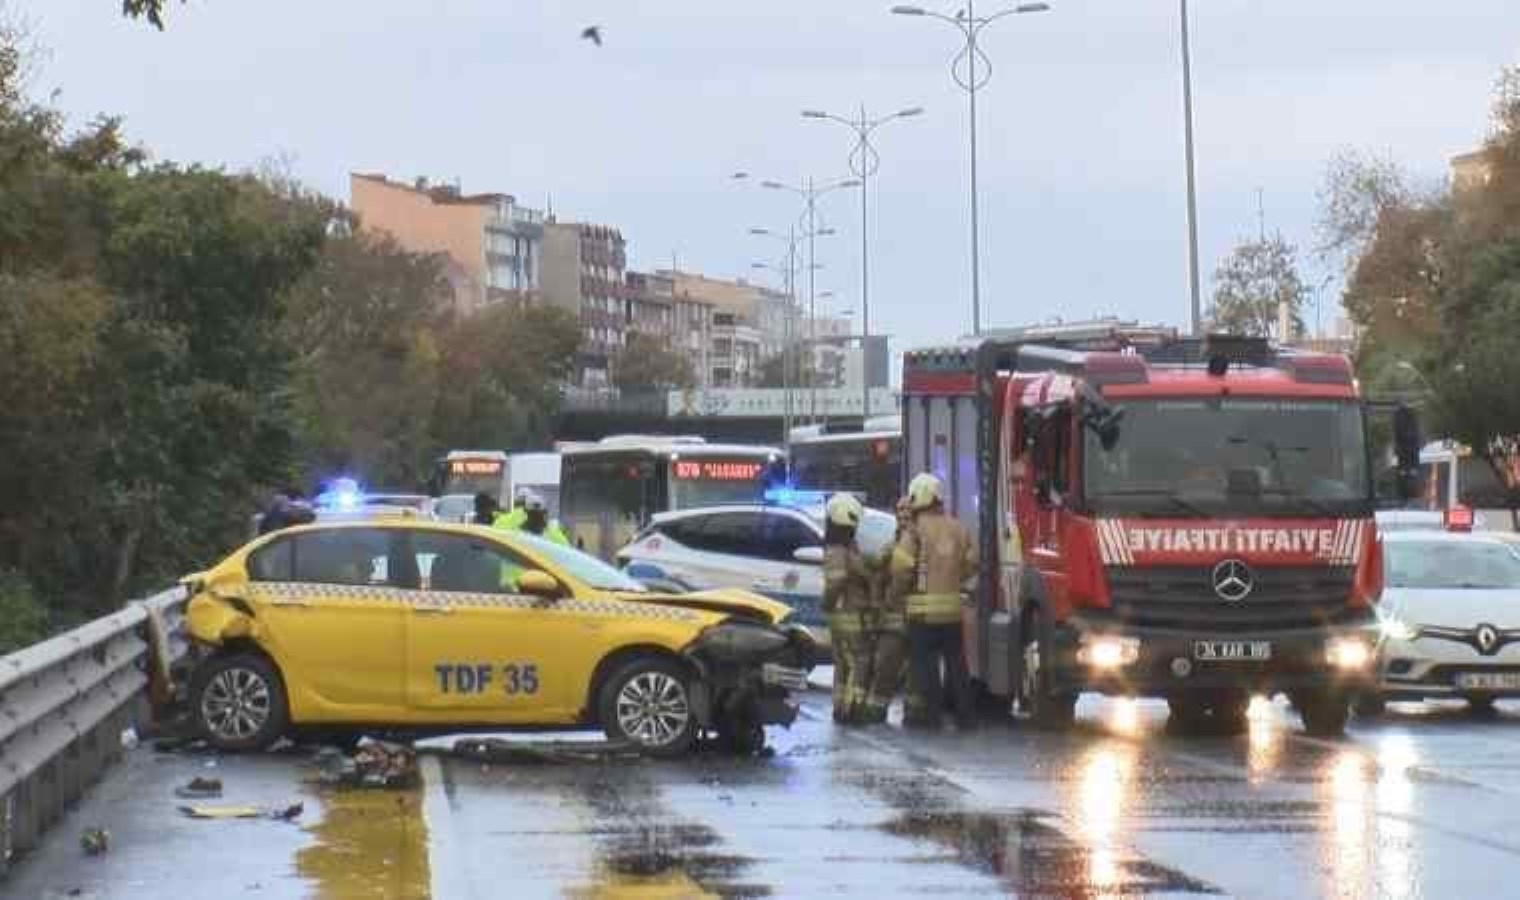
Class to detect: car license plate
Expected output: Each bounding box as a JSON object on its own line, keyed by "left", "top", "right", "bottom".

{"left": 1194, "top": 640, "right": 1272, "bottom": 662}
{"left": 1455, "top": 672, "right": 1520, "bottom": 691}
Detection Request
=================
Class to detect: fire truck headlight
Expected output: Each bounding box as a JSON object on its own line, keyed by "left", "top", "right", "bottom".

{"left": 1078, "top": 636, "right": 1140, "bottom": 670}
{"left": 1326, "top": 637, "right": 1373, "bottom": 670}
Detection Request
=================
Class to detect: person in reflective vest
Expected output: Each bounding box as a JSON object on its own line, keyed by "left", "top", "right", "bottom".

{"left": 822, "top": 493, "right": 877, "bottom": 725}
{"left": 859, "top": 497, "right": 913, "bottom": 725}
{"left": 494, "top": 490, "right": 570, "bottom": 546}
{"left": 891, "top": 473, "right": 978, "bottom": 730}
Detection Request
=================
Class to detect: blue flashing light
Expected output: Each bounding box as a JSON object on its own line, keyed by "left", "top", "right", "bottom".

{"left": 316, "top": 476, "right": 364, "bottom": 510}
{"left": 764, "top": 486, "right": 833, "bottom": 509}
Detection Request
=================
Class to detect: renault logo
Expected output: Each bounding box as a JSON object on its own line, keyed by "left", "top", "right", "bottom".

{"left": 1476, "top": 624, "right": 1500, "bottom": 655}
{"left": 1212, "top": 559, "right": 1254, "bottom": 602}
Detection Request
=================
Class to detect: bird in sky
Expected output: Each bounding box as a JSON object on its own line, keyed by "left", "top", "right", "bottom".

{"left": 581, "top": 25, "right": 603, "bottom": 46}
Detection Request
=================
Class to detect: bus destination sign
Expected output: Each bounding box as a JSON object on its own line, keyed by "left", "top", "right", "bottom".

{"left": 673, "top": 460, "right": 764, "bottom": 481}
{"left": 451, "top": 459, "right": 504, "bottom": 476}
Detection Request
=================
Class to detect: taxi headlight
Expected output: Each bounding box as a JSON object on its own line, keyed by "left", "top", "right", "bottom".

{"left": 692, "top": 622, "right": 789, "bottom": 662}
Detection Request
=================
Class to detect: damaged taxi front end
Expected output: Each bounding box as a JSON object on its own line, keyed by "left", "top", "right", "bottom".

{"left": 620, "top": 588, "right": 816, "bottom": 741}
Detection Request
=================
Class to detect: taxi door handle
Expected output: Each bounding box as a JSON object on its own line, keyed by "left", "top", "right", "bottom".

{"left": 271, "top": 599, "right": 312, "bottom": 608}
{"left": 751, "top": 579, "right": 773, "bottom": 590}
{"left": 415, "top": 605, "right": 454, "bottom": 615}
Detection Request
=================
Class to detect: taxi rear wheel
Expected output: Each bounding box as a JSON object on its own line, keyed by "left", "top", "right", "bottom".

{"left": 598, "top": 657, "right": 697, "bottom": 758}
{"left": 191, "top": 653, "right": 289, "bottom": 752}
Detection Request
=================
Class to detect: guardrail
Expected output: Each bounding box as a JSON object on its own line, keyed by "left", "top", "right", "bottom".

{"left": 0, "top": 586, "right": 189, "bottom": 876}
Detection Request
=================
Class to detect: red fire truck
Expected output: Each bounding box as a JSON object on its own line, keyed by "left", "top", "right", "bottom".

{"left": 902, "top": 325, "right": 1406, "bottom": 736}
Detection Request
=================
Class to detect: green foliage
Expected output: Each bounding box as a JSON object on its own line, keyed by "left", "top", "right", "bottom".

{"left": 0, "top": 26, "right": 585, "bottom": 637}
{"left": 0, "top": 569, "right": 47, "bottom": 655}
{"left": 1208, "top": 234, "right": 1309, "bottom": 338}
{"left": 1332, "top": 65, "right": 1520, "bottom": 501}
{"left": 122, "top": 0, "right": 176, "bottom": 30}
{"left": 614, "top": 332, "right": 695, "bottom": 391}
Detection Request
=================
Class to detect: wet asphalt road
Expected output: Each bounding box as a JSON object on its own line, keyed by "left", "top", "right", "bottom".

{"left": 9, "top": 692, "right": 1520, "bottom": 898}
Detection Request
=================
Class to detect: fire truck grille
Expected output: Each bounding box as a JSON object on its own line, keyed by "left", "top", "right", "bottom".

{"left": 1106, "top": 566, "right": 1358, "bottom": 632}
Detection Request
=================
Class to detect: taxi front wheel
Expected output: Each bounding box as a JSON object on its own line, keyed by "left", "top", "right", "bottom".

{"left": 190, "top": 652, "right": 290, "bottom": 752}
{"left": 598, "top": 657, "right": 697, "bottom": 758}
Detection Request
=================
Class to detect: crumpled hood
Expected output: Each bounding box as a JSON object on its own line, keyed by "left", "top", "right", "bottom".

{"left": 612, "top": 588, "right": 793, "bottom": 625}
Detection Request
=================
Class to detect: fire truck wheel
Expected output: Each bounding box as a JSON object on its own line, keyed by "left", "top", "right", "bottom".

{"left": 1294, "top": 689, "right": 1351, "bottom": 737}
{"left": 1019, "top": 632, "right": 1076, "bottom": 730}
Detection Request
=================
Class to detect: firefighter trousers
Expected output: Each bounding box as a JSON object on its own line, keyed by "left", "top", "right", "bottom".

{"left": 906, "top": 621, "right": 975, "bottom": 729}
{"left": 828, "top": 612, "right": 868, "bottom": 724}
{"left": 860, "top": 626, "right": 907, "bottom": 724}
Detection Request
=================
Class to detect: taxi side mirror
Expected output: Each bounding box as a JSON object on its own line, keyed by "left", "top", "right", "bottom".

{"left": 792, "top": 546, "right": 824, "bottom": 565}
{"left": 516, "top": 570, "right": 561, "bottom": 598}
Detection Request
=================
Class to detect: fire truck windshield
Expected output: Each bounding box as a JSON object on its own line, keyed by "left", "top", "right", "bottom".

{"left": 1083, "top": 398, "right": 1371, "bottom": 517}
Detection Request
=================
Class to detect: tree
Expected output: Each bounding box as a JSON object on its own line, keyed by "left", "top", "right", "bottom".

{"left": 1208, "top": 234, "right": 1310, "bottom": 339}
{"left": 283, "top": 227, "right": 452, "bottom": 490}
{"left": 757, "top": 347, "right": 807, "bottom": 389}
{"left": 613, "top": 332, "right": 695, "bottom": 392}
{"left": 122, "top": 0, "right": 177, "bottom": 29}
{"left": 431, "top": 304, "right": 581, "bottom": 453}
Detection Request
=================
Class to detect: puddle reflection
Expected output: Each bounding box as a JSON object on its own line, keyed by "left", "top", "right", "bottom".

{"left": 881, "top": 807, "right": 1215, "bottom": 896}
{"left": 296, "top": 787, "right": 430, "bottom": 899}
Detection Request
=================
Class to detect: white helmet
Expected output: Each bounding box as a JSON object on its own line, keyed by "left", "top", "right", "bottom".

{"left": 825, "top": 493, "right": 864, "bottom": 528}
{"left": 521, "top": 490, "right": 547, "bottom": 512}
{"left": 906, "top": 472, "right": 944, "bottom": 511}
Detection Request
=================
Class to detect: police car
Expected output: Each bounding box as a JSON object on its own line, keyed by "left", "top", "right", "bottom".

{"left": 181, "top": 521, "right": 814, "bottom": 756}
{"left": 614, "top": 493, "right": 897, "bottom": 630}
{"left": 1367, "top": 525, "right": 1520, "bottom": 713}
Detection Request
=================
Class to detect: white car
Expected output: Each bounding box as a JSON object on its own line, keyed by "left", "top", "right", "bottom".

{"left": 1369, "top": 530, "right": 1520, "bottom": 712}
{"left": 615, "top": 503, "right": 897, "bottom": 631}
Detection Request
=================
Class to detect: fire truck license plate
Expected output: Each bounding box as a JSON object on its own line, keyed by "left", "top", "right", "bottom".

{"left": 1194, "top": 641, "right": 1272, "bottom": 662}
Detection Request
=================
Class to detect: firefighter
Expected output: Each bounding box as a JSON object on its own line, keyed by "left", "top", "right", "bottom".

{"left": 822, "top": 493, "right": 875, "bottom": 725}
{"left": 858, "top": 497, "right": 913, "bottom": 725}
{"left": 892, "top": 473, "right": 978, "bottom": 730}
{"left": 496, "top": 490, "right": 571, "bottom": 546}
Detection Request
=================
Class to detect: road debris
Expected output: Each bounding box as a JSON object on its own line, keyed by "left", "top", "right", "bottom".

{"left": 79, "top": 828, "right": 110, "bottom": 856}
{"left": 178, "top": 805, "right": 262, "bottom": 820}
{"left": 177, "top": 803, "right": 304, "bottom": 821}
{"left": 173, "top": 776, "right": 223, "bottom": 799}
{"left": 447, "top": 738, "right": 641, "bottom": 766}
{"left": 317, "top": 739, "right": 417, "bottom": 788}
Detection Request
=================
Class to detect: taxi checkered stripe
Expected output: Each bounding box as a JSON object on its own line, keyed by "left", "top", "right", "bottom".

{"left": 253, "top": 581, "right": 699, "bottom": 622}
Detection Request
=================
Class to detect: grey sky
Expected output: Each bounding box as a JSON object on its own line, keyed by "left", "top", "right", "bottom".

{"left": 15, "top": 0, "right": 1519, "bottom": 352}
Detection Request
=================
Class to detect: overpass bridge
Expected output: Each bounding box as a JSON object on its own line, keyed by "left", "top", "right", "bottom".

{"left": 553, "top": 386, "right": 898, "bottom": 443}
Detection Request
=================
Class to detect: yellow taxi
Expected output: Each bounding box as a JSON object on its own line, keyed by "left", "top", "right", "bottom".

{"left": 182, "top": 520, "right": 814, "bottom": 757}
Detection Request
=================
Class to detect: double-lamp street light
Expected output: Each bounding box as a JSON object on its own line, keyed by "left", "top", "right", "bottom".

{"left": 892, "top": 1, "right": 1049, "bottom": 337}
{"left": 801, "top": 105, "right": 922, "bottom": 419}
{"left": 738, "top": 172, "right": 857, "bottom": 423}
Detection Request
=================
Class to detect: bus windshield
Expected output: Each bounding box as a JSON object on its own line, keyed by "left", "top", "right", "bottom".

{"left": 790, "top": 434, "right": 901, "bottom": 509}
{"left": 1084, "top": 398, "right": 1370, "bottom": 517}
{"left": 669, "top": 456, "right": 772, "bottom": 509}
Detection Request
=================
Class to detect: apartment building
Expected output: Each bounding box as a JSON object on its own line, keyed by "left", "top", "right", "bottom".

{"left": 542, "top": 221, "right": 629, "bottom": 388}
{"left": 349, "top": 173, "right": 543, "bottom": 310}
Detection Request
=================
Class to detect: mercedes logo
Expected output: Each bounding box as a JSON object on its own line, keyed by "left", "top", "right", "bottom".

{"left": 1476, "top": 624, "right": 1500, "bottom": 654}
{"left": 1212, "top": 559, "right": 1254, "bottom": 602}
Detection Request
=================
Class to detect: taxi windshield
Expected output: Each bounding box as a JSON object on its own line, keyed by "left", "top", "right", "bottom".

{"left": 1385, "top": 540, "right": 1520, "bottom": 590}
{"left": 513, "top": 531, "right": 647, "bottom": 592}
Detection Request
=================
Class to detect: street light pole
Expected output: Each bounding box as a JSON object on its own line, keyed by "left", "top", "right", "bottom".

{"left": 892, "top": 2, "right": 1049, "bottom": 336}
{"left": 754, "top": 176, "right": 857, "bottom": 425}
{"left": 1180, "top": 0, "right": 1202, "bottom": 336}
{"left": 802, "top": 104, "right": 921, "bottom": 420}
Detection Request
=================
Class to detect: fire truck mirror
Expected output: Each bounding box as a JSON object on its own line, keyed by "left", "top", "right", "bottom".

{"left": 1393, "top": 405, "right": 1421, "bottom": 471}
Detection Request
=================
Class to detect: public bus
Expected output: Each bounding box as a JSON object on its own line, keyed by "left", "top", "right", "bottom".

{"left": 429, "top": 451, "right": 562, "bottom": 521}
{"left": 432, "top": 450, "right": 509, "bottom": 499}
{"left": 787, "top": 416, "right": 901, "bottom": 509}
{"left": 558, "top": 435, "right": 784, "bottom": 560}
